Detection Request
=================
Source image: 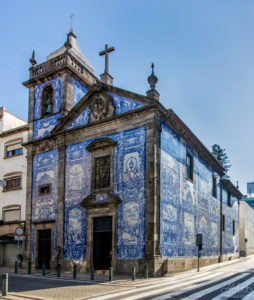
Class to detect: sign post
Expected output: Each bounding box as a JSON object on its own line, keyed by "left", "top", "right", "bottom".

{"left": 196, "top": 233, "right": 202, "bottom": 272}
{"left": 15, "top": 227, "right": 24, "bottom": 249}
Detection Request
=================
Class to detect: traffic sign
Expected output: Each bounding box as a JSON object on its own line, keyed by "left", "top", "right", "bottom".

{"left": 0, "top": 180, "right": 6, "bottom": 187}
{"left": 15, "top": 236, "right": 24, "bottom": 241}
{"left": 15, "top": 227, "right": 24, "bottom": 236}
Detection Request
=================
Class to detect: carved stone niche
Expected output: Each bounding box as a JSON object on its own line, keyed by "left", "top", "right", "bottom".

{"left": 88, "top": 92, "right": 114, "bottom": 123}
{"left": 80, "top": 192, "right": 121, "bottom": 209}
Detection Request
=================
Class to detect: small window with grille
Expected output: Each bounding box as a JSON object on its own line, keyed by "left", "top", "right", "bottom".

{"left": 38, "top": 184, "right": 52, "bottom": 196}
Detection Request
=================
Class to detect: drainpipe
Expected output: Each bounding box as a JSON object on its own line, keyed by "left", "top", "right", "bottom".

{"left": 219, "top": 176, "right": 223, "bottom": 262}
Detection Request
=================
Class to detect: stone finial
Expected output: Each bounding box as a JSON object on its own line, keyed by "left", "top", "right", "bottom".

{"left": 146, "top": 63, "right": 159, "bottom": 100}
{"left": 29, "top": 50, "right": 37, "bottom": 66}
{"left": 64, "top": 29, "right": 77, "bottom": 50}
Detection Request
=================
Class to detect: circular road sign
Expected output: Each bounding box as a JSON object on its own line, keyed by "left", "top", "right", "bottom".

{"left": 15, "top": 227, "right": 24, "bottom": 236}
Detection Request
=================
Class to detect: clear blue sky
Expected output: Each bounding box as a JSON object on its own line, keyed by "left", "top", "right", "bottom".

{"left": 1, "top": 0, "right": 254, "bottom": 193}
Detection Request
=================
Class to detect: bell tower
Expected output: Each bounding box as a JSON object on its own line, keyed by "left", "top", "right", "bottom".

{"left": 23, "top": 30, "right": 98, "bottom": 141}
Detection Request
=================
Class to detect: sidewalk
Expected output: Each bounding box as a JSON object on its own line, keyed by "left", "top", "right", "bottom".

{"left": 0, "top": 256, "right": 250, "bottom": 300}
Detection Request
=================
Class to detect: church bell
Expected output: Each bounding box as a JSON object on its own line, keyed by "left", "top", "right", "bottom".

{"left": 44, "top": 103, "right": 53, "bottom": 115}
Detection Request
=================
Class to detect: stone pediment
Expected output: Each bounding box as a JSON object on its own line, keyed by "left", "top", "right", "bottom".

{"left": 80, "top": 193, "right": 121, "bottom": 209}
{"left": 51, "top": 85, "right": 150, "bottom": 134}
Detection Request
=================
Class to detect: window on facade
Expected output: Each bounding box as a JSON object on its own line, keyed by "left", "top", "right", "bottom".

{"left": 4, "top": 174, "right": 21, "bottom": 191}
{"left": 212, "top": 176, "right": 217, "bottom": 198}
{"left": 41, "top": 85, "right": 54, "bottom": 117}
{"left": 86, "top": 138, "right": 117, "bottom": 194}
{"left": 3, "top": 205, "right": 21, "bottom": 222}
{"left": 232, "top": 220, "right": 235, "bottom": 235}
{"left": 222, "top": 214, "right": 225, "bottom": 232}
{"left": 38, "top": 184, "right": 51, "bottom": 196}
{"left": 227, "top": 191, "right": 231, "bottom": 207}
{"left": 5, "top": 139, "right": 23, "bottom": 158}
{"left": 94, "top": 156, "right": 111, "bottom": 189}
{"left": 186, "top": 152, "right": 193, "bottom": 181}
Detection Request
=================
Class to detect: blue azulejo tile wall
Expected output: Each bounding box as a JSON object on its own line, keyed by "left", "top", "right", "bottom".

{"left": 64, "top": 127, "right": 146, "bottom": 261}
{"left": 33, "top": 113, "right": 60, "bottom": 140}
{"left": 160, "top": 121, "right": 221, "bottom": 258}
{"left": 107, "top": 92, "right": 145, "bottom": 115}
{"left": 34, "top": 78, "right": 61, "bottom": 120}
{"left": 73, "top": 79, "right": 88, "bottom": 106}
{"left": 65, "top": 93, "right": 146, "bottom": 131}
{"left": 31, "top": 149, "right": 59, "bottom": 260}
{"left": 222, "top": 191, "right": 239, "bottom": 255}
{"left": 33, "top": 77, "right": 62, "bottom": 140}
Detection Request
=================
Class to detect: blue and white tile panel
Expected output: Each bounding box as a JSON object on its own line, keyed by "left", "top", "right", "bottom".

{"left": 31, "top": 149, "right": 59, "bottom": 259}
{"left": 65, "top": 93, "right": 145, "bottom": 130}
{"left": 33, "top": 113, "right": 60, "bottom": 140}
{"left": 64, "top": 127, "right": 146, "bottom": 261}
{"left": 160, "top": 121, "right": 237, "bottom": 258}
{"left": 34, "top": 77, "right": 61, "bottom": 120}
{"left": 73, "top": 79, "right": 88, "bottom": 106}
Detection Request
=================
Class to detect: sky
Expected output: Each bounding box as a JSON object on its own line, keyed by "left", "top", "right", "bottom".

{"left": 1, "top": 0, "right": 254, "bottom": 194}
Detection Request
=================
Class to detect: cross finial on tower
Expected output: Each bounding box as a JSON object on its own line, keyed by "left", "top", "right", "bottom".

{"left": 70, "top": 13, "right": 74, "bottom": 30}
{"left": 99, "top": 44, "right": 115, "bottom": 74}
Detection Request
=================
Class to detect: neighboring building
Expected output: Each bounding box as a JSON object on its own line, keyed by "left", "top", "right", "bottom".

{"left": 239, "top": 200, "right": 254, "bottom": 257}
{"left": 23, "top": 30, "right": 242, "bottom": 276}
{"left": 0, "top": 107, "right": 28, "bottom": 265}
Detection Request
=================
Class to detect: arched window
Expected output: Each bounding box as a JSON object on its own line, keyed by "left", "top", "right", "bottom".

{"left": 41, "top": 85, "right": 54, "bottom": 117}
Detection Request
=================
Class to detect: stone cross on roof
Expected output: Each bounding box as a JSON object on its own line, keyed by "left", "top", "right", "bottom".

{"left": 99, "top": 44, "right": 115, "bottom": 74}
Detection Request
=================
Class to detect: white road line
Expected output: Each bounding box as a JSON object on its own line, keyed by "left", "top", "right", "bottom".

{"left": 242, "top": 288, "right": 254, "bottom": 300}
{"left": 212, "top": 275, "right": 254, "bottom": 300}
{"left": 122, "top": 273, "right": 244, "bottom": 300}
{"left": 151, "top": 273, "right": 236, "bottom": 300}
{"left": 86, "top": 271, "right": 225, "bottom": 300}
{"left": 181, "top": 273, "right": 249, "bottom": 300}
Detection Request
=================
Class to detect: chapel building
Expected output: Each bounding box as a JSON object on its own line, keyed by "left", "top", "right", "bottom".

{"left": 23, "top": 30, "right": 242, "bottom": 276}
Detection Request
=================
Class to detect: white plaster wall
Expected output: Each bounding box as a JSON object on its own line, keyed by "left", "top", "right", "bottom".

{"left": 0, "top": 130, "right": 28, "bottom": 221}
{"left": 0, "top": 108, "right": 26, "bottom": 133}
{"left": 239, "top": 201, "right": 254, "bottom": 255}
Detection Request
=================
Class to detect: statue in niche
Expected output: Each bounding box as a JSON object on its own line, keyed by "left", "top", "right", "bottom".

{"left": 41, "top": 85, "right": 54, "bottom": 117}
{"left": 94, "top": 156, "right": 110, "bottom": 189}
{"left": 89, "top": 93, "right": 114, "bottom": 123}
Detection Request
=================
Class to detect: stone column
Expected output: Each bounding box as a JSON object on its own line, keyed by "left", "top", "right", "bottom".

{"left": 145, "top": 116, "right": 161, "bottom": 276}
{"left": 23, "top": 146, "right": 34, "bottom": 266}
{"left": 56, "top": 138, "right": 66, "bottom": 266}
{"left": 60, "top": 73, "right": 74, "bottom": 118}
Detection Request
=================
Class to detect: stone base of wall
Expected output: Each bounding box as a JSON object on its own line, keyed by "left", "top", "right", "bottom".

{"left": 24, "top": 255, "right": 239, "bottom": 277}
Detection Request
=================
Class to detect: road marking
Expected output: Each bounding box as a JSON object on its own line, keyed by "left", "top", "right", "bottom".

{"left": 85, "top": 271, "right": 225, "bottom": 300}
{"left": 242, "top": 289, "right": 254, "bottom": 300}
{"left": 180, "top": 273, "right": 249, "bottom": 300}
{"left": 151, "top": 273, "right": 237, "bottom": 300}
{"left": 212, "top": 275, "right": 254, "bottom": 299}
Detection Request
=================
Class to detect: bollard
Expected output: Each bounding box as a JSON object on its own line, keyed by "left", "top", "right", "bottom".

{"left": 28, "top": 262, "right": 31, "bottom": 275}
{"left": 57, "top": 264, "right": 61, "bottom": 277}
{"left": 132, "top": 266, "right": 136, "bottom": 281}
{"left": 73, "top": 264, "right": 77, "bottom": 279}
{"left": 2, "top": 273, "right": 8, "bottom": 296}
{"left": 109, "top": 266, "right": 113, "bottom": 281}
{"left": 15, "top": 261, "right": 18, "bottom": 273}
{"left": 42, "top": 262, "right": 46, "bottom": 276}
{"left": 144, "top": 265, "right": 148, "bottom": 279}
{"left": 90, "top": 266, "right": 94, "bottom": 280}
